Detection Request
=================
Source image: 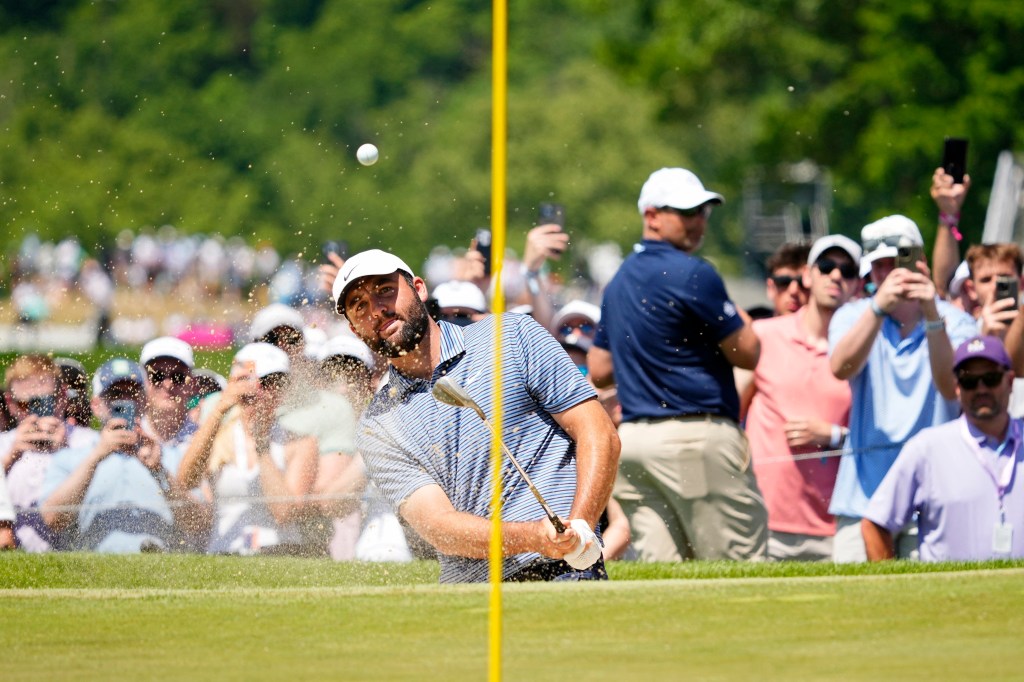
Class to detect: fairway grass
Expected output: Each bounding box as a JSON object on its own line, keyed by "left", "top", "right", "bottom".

{"left": 3, "top": 555, "right": 1024, "bottom": 681}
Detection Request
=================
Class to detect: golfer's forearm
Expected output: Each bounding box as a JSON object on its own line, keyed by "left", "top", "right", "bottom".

{"left": 570, "top": 434, "right": 621, "bottom": 528}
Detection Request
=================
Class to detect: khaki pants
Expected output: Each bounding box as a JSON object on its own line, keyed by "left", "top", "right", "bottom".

{"left": 614, "top": 417, "right": 768, "bottom": 562}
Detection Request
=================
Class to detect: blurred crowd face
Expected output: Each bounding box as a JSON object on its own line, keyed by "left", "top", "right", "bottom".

{"left": 969, "top": 258, "right": 1022, "bottom": 306}
{"left": 956, "top": 357, "right": 1013, "bottom": 422}
{"left": 870, "top": 257, "right": 896, "bottom": 288}
{"left": 808, "top": 249, "right": 859, "bottom": 310}
{"left": 145, "top": 358, "right": 193, "bottom": 415}
{"left": 766, "top": 266, "right": 808, "bottom": 316}
{"left": 262, "top": 325, "right": 305, "bottom": 360}
{"left": 558, "top": 315, "right": 597, "bottom": 342}
{"left": 5, "top": 373, "right": 63, "bottom": 424}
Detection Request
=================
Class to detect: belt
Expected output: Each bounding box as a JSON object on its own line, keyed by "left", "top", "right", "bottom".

{"left": 633, "top": 413, "right": 736, "bottom": 425}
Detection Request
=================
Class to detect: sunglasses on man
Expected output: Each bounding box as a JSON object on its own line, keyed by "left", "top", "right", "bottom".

{"left": 815, "top": 258, "right": 860, "bottom": 280}
{"left": 147, "top": 369, "right": 190, "bottom": 386}
{"left": 769, "top": 274, "right": 806, "bottom": 290}
{"left": 862, "top": 235, "right": 908, "bottom": 253}
{"left": 956, "top": 371, "right": 1005, "bottom": 391}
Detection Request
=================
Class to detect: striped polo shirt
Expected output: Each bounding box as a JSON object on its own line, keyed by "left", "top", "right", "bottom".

{"left": 356, "top": 313, "right": 595, "bottom": 583}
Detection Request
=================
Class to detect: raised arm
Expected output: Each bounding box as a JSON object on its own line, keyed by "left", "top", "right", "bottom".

{"left": 930, "top": 167, "right": 971, "bottom": 297}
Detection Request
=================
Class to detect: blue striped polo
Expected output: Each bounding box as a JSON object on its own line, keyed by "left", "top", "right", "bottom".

{"left": 356, "top": 313, "right": 596, "bottom": 583}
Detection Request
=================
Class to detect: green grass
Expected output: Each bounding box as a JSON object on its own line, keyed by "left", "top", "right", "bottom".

{"left": 4, "top": 555, "right": 1024, "bottom": 681}
{"left": 1, "top": 348, "right": 237, "bottom": 377}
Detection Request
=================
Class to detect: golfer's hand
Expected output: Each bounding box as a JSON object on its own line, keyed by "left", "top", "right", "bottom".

{"left": 538, "top": 517, "right": 579, "bottom": 559}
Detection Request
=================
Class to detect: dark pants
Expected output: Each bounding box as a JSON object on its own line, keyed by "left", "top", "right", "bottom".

{"left": 507, "top": 556, "right": 608, "bottom": 582}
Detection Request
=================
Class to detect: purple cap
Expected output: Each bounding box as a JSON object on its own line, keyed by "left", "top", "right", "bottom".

{"left": 953, "top": 336, "right": 1012, "bottom": 371}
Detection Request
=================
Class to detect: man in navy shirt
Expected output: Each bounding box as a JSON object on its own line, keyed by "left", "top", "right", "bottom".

{"left": 589, "top": 167, "right": 768, "bottom": 561}
{"left": 332, "top": 249, "right": 620, "bottom": 582}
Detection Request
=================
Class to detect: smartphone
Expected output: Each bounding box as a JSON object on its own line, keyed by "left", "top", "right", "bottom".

{"left": 895, "top": 245, "right": 924, "bottom": 273}
{"left": 943, "top": 137, "right": 968, "bottom": 185}
{"left": 474, "top": 228, "right": 492, "bottom": 277}
{"left": 108, "top": 399, "right": 137, "bottom": 430}
{"left": 537, "top": 202, "right": 566, "bottom": 228}
{"left": 27, "top": 395, "right": 56, "bottom": 418}
{"left": 995, "top": 275, "right": 1020, "bottom": 305}
{"left": 322, "top": 240, "right": 349, "bottom": 261}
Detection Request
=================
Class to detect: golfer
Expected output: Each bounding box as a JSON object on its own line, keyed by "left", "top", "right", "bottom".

{"left": 333, "top": 249, "right": 620, "bottom": 583}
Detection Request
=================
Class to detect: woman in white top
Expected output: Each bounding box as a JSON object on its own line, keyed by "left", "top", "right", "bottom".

{"left": 177, "top": 343, "right": 317, "bottom": 555}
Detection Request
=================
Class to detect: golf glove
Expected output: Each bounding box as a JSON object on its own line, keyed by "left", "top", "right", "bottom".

{"left": 562, "top": 519, "right": 602, "bottom": 570}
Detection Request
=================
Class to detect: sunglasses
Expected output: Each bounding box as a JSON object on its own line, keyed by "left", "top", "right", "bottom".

{"left": 956, "top": 371, "right": 1005, "bottom": 390}
{"left": 147, "top": 369, "right": 190, "bottom": 386}
{"left": 664, "top": 205, "right": 713, "bottom": 219}
{"left": 769, "top": 274, "right": 806, "bottom": 290}
{"left": 862, "top": 235, "right": 906, "bottom": 252}
{"left": 559, "top": 322, "right": 596, "bottom": 337}
{"left": 816, "top": 258, "right": 860, "bottom": 279}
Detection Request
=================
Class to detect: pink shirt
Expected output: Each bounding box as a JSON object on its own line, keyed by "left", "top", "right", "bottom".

{"left": 747, "top": 309, "right": 850, "bottom": 536}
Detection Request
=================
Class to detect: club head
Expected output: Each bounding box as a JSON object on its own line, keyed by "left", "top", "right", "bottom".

{"left": 432, "top": 376, "right": 486, "bottom": 420}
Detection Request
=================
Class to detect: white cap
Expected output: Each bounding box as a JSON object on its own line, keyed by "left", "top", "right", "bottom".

{"left": 332, "top": 249, "right": 414, "bottom": 315}
{"left": 319, "top": 334, "right": 375, "bottom": 370}
{"left": 140, "top": 336, "right": 195, "bottom": 369}
{"left": 302, "top": 326, "right": 328, "bottom": 360}
{"left": 250, "top": 303, "right": 305, "bottom": 341}
{"left": 637, "top": 168, "right": 724, "bottom": 214}
{"left": 807, "top": 234, "right": 862, "bottom": 267}
{"left": 433, "top": 280, "right": 487, "bottom": 313}
{"left": 233, "top": 342, "right": 290, "bottom": 378}
{"left": 552, "top": 300, "right": 602, "bottom": 330}
{"left": 861, "top": 215, "right": 924, "bottom": 266}
{"left": 949, "top": 260, "right": 971, "bottom": 297}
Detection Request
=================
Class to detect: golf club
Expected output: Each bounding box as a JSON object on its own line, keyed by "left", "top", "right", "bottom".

{"left": 432, "top": 376, "right": 567, "bottom": 533}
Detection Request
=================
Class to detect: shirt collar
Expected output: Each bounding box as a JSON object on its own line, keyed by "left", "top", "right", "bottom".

{"left": 383, "top": 320, "right": 467, "bottom": 401}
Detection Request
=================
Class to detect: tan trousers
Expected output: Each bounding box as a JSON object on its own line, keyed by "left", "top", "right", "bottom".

{"left": 614, "top": 416, "right": 768, "bottom": 561}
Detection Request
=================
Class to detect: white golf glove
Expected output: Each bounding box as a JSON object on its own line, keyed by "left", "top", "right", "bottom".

{"left": 562, "top": 518, "right": 602, "bottom": 570}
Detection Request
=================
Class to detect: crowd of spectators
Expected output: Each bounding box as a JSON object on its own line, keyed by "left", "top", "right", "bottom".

{"left": 1, "top": 162, "right": 1023, "bottom": 570}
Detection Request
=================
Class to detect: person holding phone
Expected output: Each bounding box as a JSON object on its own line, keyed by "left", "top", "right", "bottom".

{"left": 39, "top": 359, "right": 204, "bottom": 553}
{"left": 177, "top": 343, "right": 318, "bottom": 556}
{"left": 0, "top": 354, "right": 97, "bottom": 551}
{"left": 828, "top": 215, "right": 977, "bottom": 561}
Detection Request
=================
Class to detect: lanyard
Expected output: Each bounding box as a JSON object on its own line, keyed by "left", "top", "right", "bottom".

{"left": 959, "top": 416, "right": 1020, "bottom": 516}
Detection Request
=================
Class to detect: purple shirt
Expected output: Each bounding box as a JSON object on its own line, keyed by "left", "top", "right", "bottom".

{"left": 865, "top": 416, "right": 1024, "bottom": 561}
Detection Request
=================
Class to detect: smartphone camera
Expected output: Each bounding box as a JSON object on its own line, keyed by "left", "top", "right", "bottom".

{"left": 474, "top": 228, "right": 493, "bottom": 277}
{"left": 27, "top": 395, "right": 57, "bottom": 418}
{"left": 108, "top": 399, "right": 137, "bottom": 430}
{"left": 895, "top": 245, "right": 923, "bottom": 273}
{"left": 942, "top": 137, "right": 968, "bottom": 185}
{"left": 537, "top": 203, "right": 566, "bottom": 228}
{"left": 995, "top": 275, "right": 1020, "bottom": 305}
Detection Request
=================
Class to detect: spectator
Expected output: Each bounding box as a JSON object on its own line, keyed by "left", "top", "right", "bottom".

{"left": 333, "top": 249, "right": 620, "bottom": 582}
{"left": 764, "top": 242, "right": 811, "bottom": 316}
{"left": 964, "top": 243, "right": 1023, "bottom": 340}
{"left": 249, "top": 303, "right": 306, "bottom": 363}
{"left": 55, "top": 357, "right": 92, "bottom": 427}
{"left": 520, "top": 222, "right": 571, "bottom": 329}
{"left": 828, "top": 215, "right": 976, "bottom": 562}
{"left": 588, "top": 167, "right": 768, "bottom": 562}
{"left": 177, "top": 343, "right": 318, "bottom": 555}
{"left": 550, "top": 300, "right": 601, "bottom": 347}
{"left": 139, "top": 337, "right": 199, "bottom": 474}
{"left": 863, "top": 336, "right": 1024, "bottom": 560}
{"left": 929, "top": 167, "right": 972, "bottom": 300}
{"left": 746, "top": 235, "right": 861, "bottom": 561}
{"left": 0, "top": 355, "right": 98, "bottom": 550}
{"left": 432, "top": 280, "right": 489, "bottom": 327}
{"left": 39, "top": 359, "right": 204, "bottom": 552}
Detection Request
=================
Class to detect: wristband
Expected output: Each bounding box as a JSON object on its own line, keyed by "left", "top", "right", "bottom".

{"left": 870, "top": 297, "right": 885, "bottom": 318}
{"left": 924, "top": 318, "right": 945, "bottom": 333}
{"left": 939, "top": 212, "right": 963, "bottom": 241}
{"left": 830, "top": 425, "right": 848, "bottom": 449}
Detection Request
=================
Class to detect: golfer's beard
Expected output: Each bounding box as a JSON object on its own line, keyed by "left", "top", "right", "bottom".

{"left": 371, "top": 302, "right": 430, "bottom": 358}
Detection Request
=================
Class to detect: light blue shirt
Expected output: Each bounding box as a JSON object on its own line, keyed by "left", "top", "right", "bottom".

{"left": 357, "top": 314, "right": 595, "bottom": 583}
{"left": 827, "top": 297, "right": 976, "bottom": 518}
{"left": 39, "top": 442, "right": 179, "bottom": 553}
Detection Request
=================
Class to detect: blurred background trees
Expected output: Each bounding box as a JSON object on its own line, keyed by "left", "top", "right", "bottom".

{"left": 1, "top": 0, "right": 1022, "bottom": 274}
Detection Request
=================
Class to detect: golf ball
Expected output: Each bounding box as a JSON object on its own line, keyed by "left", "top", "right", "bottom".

{"left": 356, "top": 143, "right": 379, "bottom": 166}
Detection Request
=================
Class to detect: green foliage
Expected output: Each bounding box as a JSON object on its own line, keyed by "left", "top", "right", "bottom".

{"left": 0, "top": 0, "right": 1021, "bottom": 269}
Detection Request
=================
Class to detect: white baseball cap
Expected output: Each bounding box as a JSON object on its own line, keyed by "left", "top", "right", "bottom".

{"left": 233, "top": 342, "right": 290, "bottom": 378}
{"left": 319, "top": 334, "right": 375, "bottom": 370}
{"left": 140, "top": 336, "right": 195, "bottom": 369}
{"left": 250, "top": 303, "right": 305, "bottom": 341}
{"left": 807, "top": 234, "right": 862, "bottom": 267}
{"left": 637, "top": 168, "right": 725, "bottom": 214}
{"left": 949, "top": 260, "right": 971, "bottom": 297}
{"left": 551, "top": 300, "right": 602, "bottom": 330}
{"left": 861, "top": 215, "right": 924, "bottom": 266}
{"left": 433, "top": 280, "right": 487, "bottom": 313}
{"left": 332, "top": 249, "right": 414, "bottom": 315}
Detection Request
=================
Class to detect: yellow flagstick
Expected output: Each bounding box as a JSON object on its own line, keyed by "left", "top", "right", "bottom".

{"left": 489, "top": 0, "right": 508, "bottom": 680}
